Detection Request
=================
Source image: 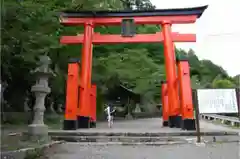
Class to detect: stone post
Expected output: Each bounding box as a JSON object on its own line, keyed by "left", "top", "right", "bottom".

{"left": 1, "top": 81, "right": 8, "bottom": 122}
{"left": 57, "top": 103, "right": 63, "bottom": 114}
{"left": 24, "top": 96, "right": 31, "bottom": 112}
{"left": 28, "top": 55, "right": 54, "bottom": 139}
{"left": 47, "top": 101, "right": 56, "bottom": 114}
{"left": 1, "top": 81, "right": 8, "bottom": 105}
{"left": 134, "top": 104, "right": 141, "bottom": 113}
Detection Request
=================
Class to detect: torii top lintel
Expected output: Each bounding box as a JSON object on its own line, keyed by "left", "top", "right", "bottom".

{"left": 60, "top": 5, "right": 208, "bottom": 25}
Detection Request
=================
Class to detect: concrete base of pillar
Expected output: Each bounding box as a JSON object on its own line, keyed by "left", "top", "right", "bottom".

{"left": 162, "top": 121, "right": 169, "bottom": 127}
{"left": 77, "top": 116, "right": 90, "bottom": 128}
{"left": 169, "top": 115, "right": 182, "bottom": 128}
{"left": 90, "top": 121, "right": 96, "bottom": 128}
{"left": 182, "top": 119, "right": 196, "bottom": 130}
{"left": 63, "top": 120, "right": 77, "bottom": 130}
{"left": 28, "top": 124, "right": 48, "bottom": 140}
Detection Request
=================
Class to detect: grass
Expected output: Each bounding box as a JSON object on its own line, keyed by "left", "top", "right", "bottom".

{"left": 24, "top": 148, "right": 46, "bottom": 159}
{"left": 1, "top": 134, "right": 50, "bottom": 152}
{"left": 45, "top": 114, "right": 64, "bottom": 130}
{"left": 210, "top": 119, "right": 240, "bottom": 129}
{"left": 1, "top": 114, "right": 64, "bottom": 152}
{"left": 1, "top": 114, "right": 64, "bottom": 129}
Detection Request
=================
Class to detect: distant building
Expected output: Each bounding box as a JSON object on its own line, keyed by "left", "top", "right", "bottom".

{"left": 105, "top": 84, "right": 141, "bottom": 106}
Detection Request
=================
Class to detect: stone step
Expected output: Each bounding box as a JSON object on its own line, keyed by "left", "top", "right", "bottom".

{"left": 48, "top": 130, "right": 238, "bottom": 137}
{"left": 60, "top": 141, "right": 187, "bottom": 146}
{"left": 51, "top": 135, "right": 240, "bottom": 144}
{"left": 51, "top": 135, "right": 188, "bottom": 143}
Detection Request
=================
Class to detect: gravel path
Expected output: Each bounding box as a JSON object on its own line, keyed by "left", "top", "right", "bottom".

{"left": 42, "top": 142, "right": 240, "bottom": 159}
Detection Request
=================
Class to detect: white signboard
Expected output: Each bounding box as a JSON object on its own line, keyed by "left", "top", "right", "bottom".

{"left": 197, "top": 89, "right": 238, "bottom": 114}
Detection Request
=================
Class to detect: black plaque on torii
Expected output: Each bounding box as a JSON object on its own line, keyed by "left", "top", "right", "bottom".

{"left": 121, "top": 18, "right": 136, "bottom": 37}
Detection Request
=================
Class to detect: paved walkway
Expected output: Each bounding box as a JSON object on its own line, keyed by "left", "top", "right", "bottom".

{"left": 41, "top": 142, "right": 240, "bottom": 159}
{"left": 43, "top": 118, "right": 240, "bottom": 159}
{"left": 50, "top": 118, "right": 240, "bottom": 133}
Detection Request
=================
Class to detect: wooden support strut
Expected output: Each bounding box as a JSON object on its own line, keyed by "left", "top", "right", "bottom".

{"left": 89, "top": 84, "right": 97, "bottom": 128}
{"left": 60, "top": 32, "right": 196, "bottom": 44}
{"left": 161, "top": 81, "right": 169, "bottom": 127}
{"left": 177, "top": 59, "right": 196, "bottom": 130}
{"left": 63, "top": 60, "right": 79, "bottom": 130}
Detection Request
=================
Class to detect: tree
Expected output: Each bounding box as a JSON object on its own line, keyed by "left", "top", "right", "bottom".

{"left": 212, "top": 79, "right": 235, "bottom": 88}
{"left": 96, "top": 49, "right": 165, "bottom": 95}
{"left": 1, "top": 0, "right": 63, "bottom": 111}
{"left": 233, "top": 74, "right": 240, "bottom": 88}
{"left": 120, "top": 0, "right": 155, "bottom": 10}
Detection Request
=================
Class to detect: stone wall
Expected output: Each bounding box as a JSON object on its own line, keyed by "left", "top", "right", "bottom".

{"left": 1, "top": 112, "right": 62, "bottom": 125}
{"left": 97, "top": 112, "right": 161, "bottom": 121}
{"left": 1, "top": 112, "right": 161, "bottom": 125}
{"left": 1, "top": 112, "right": 32, "bottom": 125}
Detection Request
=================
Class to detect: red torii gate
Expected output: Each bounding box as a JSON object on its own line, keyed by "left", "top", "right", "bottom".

{"left": 61, "top": 6, "right": 207, "bottom": 130}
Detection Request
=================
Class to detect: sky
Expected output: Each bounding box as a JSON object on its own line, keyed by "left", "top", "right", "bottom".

{"left": 150, "top": 0, "right": 240, "bottom": 77}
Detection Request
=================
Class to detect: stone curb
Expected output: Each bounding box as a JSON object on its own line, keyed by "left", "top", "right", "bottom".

{"left": 48, "top": 131, "right": 239, "bottom": 137}
{"left": 1, "top": 141, "right": 65, "bottom": 159}
{"left": 62, "top": 141, "right": 187, "bottom": 146}
{"left": 51, "top": 136, "right": 187, "bottom": 143}
{"left": 51, "top": 135, "right": 240, "bottom": 144}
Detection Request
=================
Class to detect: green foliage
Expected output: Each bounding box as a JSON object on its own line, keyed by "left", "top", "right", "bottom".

{"left": 98, "top": 49, "right": 165, "bottom": 94}
{"left": 120, "top": 0, "right": 155, "bottom": 10}
{"left": 72, "top": 0, "right": 124, "bottom": 10}
{"left": 233, "top": 74, "right": 240, "bottom": 88}
{"left": 212, "top": 79, "right": 235, "bottom": 88}
{"left": 96, "top": 88, "right": 105, "bottom": 119}
{"left": 177, "top": 49, "right": 234, "bottom": 89}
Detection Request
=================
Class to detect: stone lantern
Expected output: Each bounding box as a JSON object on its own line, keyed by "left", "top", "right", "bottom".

{"left": 28, "top": 55, "right": 55, "bottom": 138}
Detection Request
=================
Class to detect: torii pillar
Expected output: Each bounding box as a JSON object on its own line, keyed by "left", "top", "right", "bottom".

{"left": 63, "top": 58, "right": 79, "bottom": 130}
{"left": 162, "top": 21, "right": 181, "bottom": 128}
{"left": 161, "top": 81, "right": 169, "bottom": 127}
{"left": 77, "top": 22, "right": 94, "bottom": 128}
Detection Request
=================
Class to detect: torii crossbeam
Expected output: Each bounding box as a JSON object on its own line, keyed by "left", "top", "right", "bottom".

{"left": 61, "top": 32, "right": 196, "bottom": 44}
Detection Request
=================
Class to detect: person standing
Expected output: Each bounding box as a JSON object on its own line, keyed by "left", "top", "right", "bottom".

{"left": 104, "top": 104, "right": 116, "bottom": 128}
